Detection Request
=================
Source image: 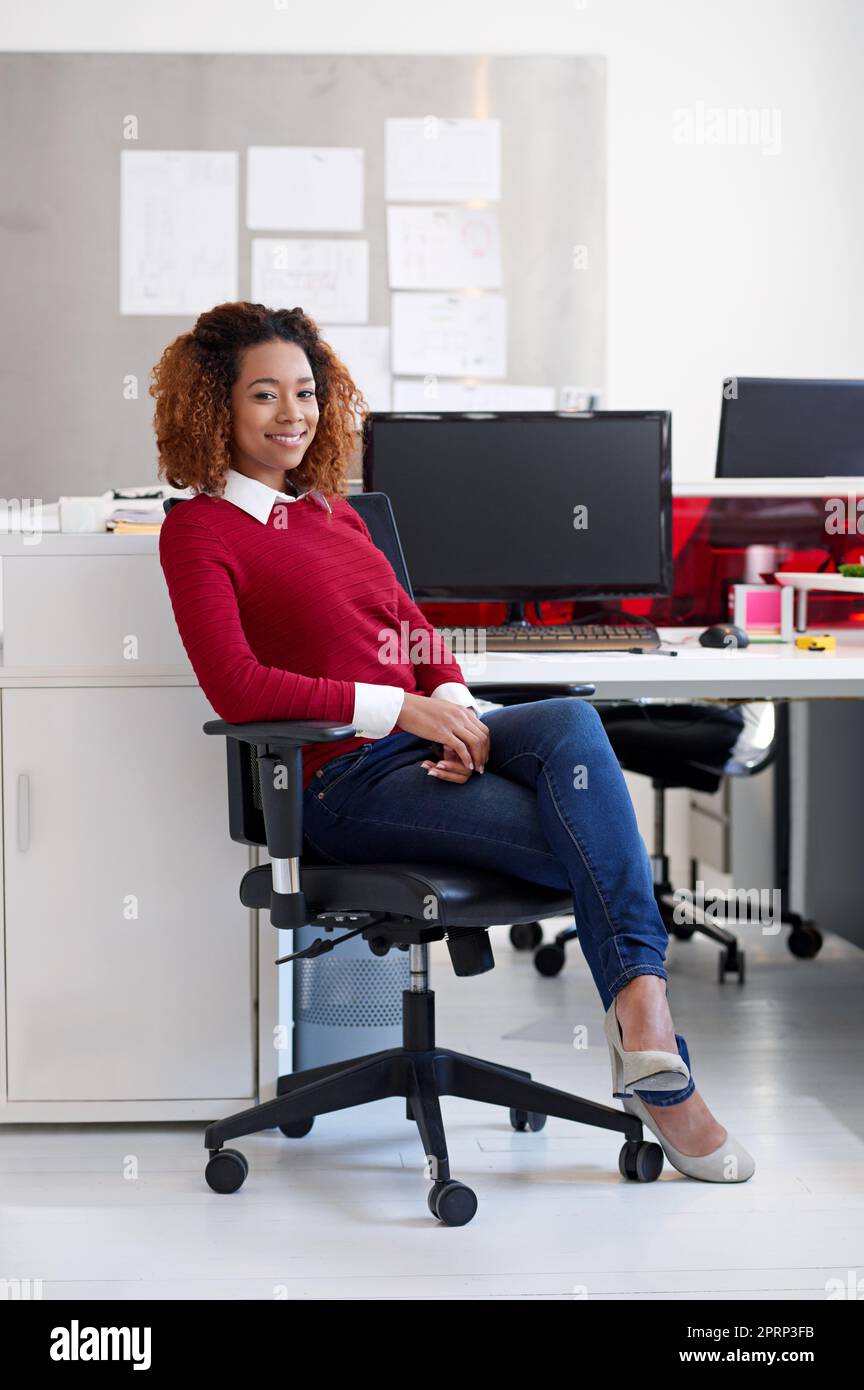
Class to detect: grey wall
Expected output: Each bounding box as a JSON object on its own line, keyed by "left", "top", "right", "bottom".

{"left": 793, "top": 701, "right": 864, "bottom": 949}
{"left": 0, "top": 53, "right": 605, "bottom": 502}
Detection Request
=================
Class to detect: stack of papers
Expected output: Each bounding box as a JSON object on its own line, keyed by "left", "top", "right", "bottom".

{"left": 105, "top": 487, "right": 188, "bottom": 532}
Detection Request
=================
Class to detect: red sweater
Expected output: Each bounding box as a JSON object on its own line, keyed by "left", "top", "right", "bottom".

{"left": 158, "top": 492, "right": 468, "bottom": 788}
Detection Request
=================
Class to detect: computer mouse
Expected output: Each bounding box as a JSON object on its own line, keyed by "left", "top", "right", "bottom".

{"left": 699, "top": 623, "right": 750, "bottom": 649}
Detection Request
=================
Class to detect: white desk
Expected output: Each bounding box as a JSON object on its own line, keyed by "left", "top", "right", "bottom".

{"left": 2, "top": 629, "right": 863, "bottom": 698}
{"left": 476, "top": 629, "right": 864, "bottom": 955}
{"left": 474, "top": 628, "right": 864, "bottom": 700}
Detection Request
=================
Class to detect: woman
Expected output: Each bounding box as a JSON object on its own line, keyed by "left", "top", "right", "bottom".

{"left": 154, "top": 301, "right": 754, "bottom": 1184}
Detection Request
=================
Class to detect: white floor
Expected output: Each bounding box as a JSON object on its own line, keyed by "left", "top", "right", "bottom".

{"left": 2, "top": 921, "right": 863, "bottom": 1301}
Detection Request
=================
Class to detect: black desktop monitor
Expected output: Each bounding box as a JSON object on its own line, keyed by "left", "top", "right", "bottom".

{"left": 716, "top": 377, "right": 864, "bottom": 478}
{"left": 362, "top": 411, "right": 672, "bottom": 602}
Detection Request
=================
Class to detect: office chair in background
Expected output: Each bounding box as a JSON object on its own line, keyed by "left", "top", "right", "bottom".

{"left": 163, "top": 492, "right": 666, "bottom": 1226}
{"left": 518, "top": 701, "right": 822, "bottom": 983}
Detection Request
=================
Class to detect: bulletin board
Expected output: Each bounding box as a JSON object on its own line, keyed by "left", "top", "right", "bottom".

{"left": 0, "top": 53, "right": 606, "bottom": 501}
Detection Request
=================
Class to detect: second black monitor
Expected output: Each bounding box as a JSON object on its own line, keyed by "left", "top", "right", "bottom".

{"left": 716, "top": 377, "right": 864, "bottom": 478}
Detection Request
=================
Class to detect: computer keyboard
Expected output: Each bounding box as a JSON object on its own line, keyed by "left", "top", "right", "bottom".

{"left": 443, "top": 623, "right": 662, "bottom": 653}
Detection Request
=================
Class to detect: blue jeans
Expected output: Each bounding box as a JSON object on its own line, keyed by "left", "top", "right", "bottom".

{"left": 302, "top": 697, "right": 695, "bottom": 1107}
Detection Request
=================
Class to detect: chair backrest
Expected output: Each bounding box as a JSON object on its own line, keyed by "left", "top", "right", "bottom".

{"left": 346, "top": 492, "right": 414, "bottom": 600}
{"left": 162, "top": 489, "right": 414, "bottom": 848}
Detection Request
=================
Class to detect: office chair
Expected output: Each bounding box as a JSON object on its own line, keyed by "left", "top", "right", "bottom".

{"left": 526, "top": 701, "right": 823, "bottom": 984}
{"left": 163, "top": 491, "right": 666, "bottom": 1225}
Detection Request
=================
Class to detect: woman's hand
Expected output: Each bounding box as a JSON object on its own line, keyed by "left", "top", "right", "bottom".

{"left": 397, "top": 692, "right": 490, "bottom": 781}
{"left": 420, "top": 749, "right": 478, "bottom": 783}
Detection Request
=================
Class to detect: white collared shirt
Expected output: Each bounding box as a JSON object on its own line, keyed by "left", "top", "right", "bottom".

{"left": 220, "top": 467, "right": 478, "bottom": 738}
{"left": 222, "top": 466, "right": 308, "bottom": 522}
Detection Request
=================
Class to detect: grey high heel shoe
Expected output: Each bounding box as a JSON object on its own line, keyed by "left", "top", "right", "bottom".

{"left": 621, "top": 1091, "right": 756, "bottom": 1182}
{"left": 604, "top": 996, "right": 690, "bottom": 1097}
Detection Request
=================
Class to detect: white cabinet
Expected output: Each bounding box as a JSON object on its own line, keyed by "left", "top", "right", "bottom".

{"left": 1, "top": 685, "right": 255, "bottom": 1104}
{"left": 1, "top": 553, "right": 188, "bottom": 669}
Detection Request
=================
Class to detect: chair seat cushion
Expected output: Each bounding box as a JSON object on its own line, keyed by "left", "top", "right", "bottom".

{"left": 597, "top": 703, "right": 746, "bottom": 791}
{"left": 240, "top": 860, "right": 572, "bottom": 929}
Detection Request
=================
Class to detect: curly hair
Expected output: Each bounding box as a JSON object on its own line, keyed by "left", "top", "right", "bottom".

{"left": 150, "top": 302, "right": 368, "bottom": 498}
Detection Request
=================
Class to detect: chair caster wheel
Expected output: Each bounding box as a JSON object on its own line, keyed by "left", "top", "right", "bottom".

{"left": 510, "top": 1108, "right": 547, "bottom": 1132}
{"left": 427, "top": 1180, "right": 478, "bottom": 1226}
{"left": 618, "top": 1139, "right": 663, "bottom": 1182}
{"left": 205, "top": 1148, "right": 249, "bottom": 1193}
{"left": 534, "top": 943, "right": 565, "bottom": 976}
{"left": 788, "top": 925, "right": 823, "bottom": 959}
{"left": 510, "top": 921, "right": 543, "bottom": 951}
{"left": 278, "top": 1116, "right": 315, "bottom": 1138}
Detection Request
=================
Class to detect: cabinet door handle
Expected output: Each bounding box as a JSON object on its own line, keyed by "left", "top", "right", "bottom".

{"left": 17, "top": 773, "right": 30, "bottom": 852}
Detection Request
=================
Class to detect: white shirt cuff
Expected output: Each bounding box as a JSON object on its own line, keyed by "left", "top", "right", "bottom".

{"left": 430, "top": 682, "right": 480, "bottom": 714}
{"left": 352, "top": 682, "right": 406, "bottom": 738}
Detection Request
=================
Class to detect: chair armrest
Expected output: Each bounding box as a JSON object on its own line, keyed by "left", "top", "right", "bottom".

{"left": 468, "top": 681, "right": 596, "bottom": 706}
{"left": 203, "top": 718, "right": 355, "bottom": 746}
{"left": 203, "top": 718, "right": 355, "bottom": 930}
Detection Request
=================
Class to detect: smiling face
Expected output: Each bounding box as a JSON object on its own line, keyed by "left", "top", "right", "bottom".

{"left": 229, "top": 339, "right": 320, "bottom": 489}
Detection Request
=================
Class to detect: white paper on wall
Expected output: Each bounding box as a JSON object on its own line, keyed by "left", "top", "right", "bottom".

{"left": 120, "top": 150, "right": 238, "bottom": 316}
{"left": 386, "top": 205, "right": 502, "bottom": 289}
{"left": 391, "top": 292, "right": 507, "bottom": 378}
{"left": 393, "top": 380, "right": 555, "bottom": 411}
{"left": 246, "top": 146, "right": 364, "bottom": 231}
{"left": 320, "top": 325, "right": 392, "bottom": 412}
{"left": 251, "top": 239, "right": 369, "bottom": 323}
{"left": 385, "top": 118, "right": 501, "bottom": 202}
